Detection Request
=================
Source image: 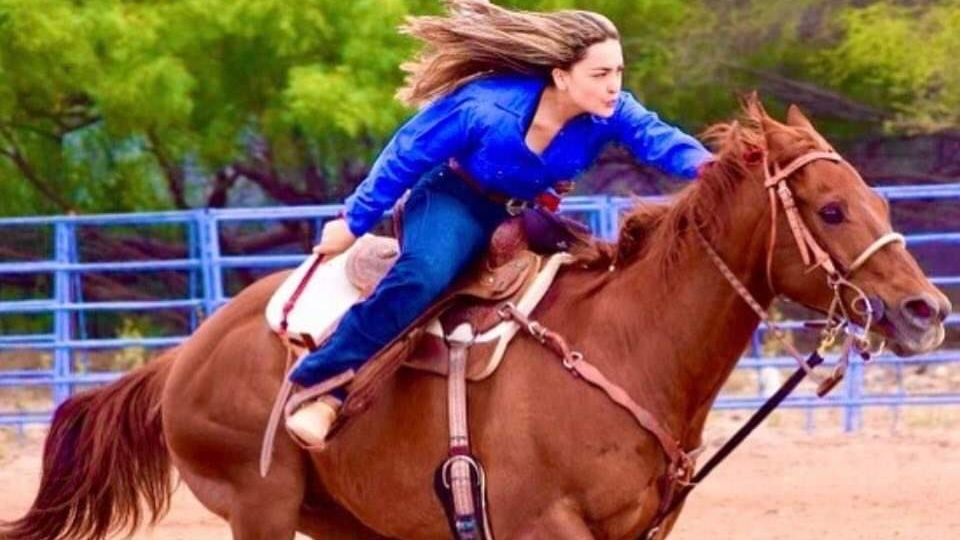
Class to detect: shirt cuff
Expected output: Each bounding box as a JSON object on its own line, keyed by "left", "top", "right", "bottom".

{"left": 341, "top": 207, "right": 368, "bottom": 237}
{"left": 695, "top": 155, "right": 718, "bottom": 179}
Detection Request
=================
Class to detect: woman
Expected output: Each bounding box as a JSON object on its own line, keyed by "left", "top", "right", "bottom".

{"left": 286, "top": 0, "right": 714, "bottom": 446}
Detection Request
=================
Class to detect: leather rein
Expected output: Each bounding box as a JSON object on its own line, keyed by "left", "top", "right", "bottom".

{"left": 498, "top": 148, "right": 905, "bottom": 540}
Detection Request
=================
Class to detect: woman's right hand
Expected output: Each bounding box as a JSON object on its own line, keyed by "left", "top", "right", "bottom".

{"left": 312, "top": 218, "right": 358, "bottom": 259}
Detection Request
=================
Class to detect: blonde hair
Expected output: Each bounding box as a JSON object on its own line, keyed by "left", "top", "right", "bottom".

{"left": 396, "top": 0, "right": 619, "bottom": 107}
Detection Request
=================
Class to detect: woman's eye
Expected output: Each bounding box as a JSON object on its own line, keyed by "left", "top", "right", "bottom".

{"left": 818, "top": 203, "right": 845, "bottom": 224}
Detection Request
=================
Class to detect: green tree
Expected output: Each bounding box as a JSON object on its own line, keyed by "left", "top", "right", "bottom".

{"left": 819, "top": 1, "right": 960, "bottom": 134}
{"left": 0, "top": 0, "right": 441, "bottom": 216}
{"left": 1, "top": 0, "right": 957, "bottom": 219}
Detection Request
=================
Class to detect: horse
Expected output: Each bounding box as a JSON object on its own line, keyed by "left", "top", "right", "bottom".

{"left": 1, "top": 96, "right": 950, "bottom": 540}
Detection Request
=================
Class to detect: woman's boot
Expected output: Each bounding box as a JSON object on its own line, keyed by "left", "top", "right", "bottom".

{"left": 286, "top": 395, "right": 342, "bottom": 448}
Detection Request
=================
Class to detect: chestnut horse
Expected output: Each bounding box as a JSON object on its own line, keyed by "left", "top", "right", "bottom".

{"left": 2, "top": 98, "right": 950, "bottom": 540}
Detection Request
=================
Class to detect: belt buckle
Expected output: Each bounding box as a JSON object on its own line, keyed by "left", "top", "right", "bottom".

{"left": 505, "top": 198, "right": 528, "bottom": 216}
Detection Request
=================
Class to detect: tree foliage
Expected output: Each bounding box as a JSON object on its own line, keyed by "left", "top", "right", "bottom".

{"left": 0, "top": 0, "right": 957, "bottom": 218}
{"left": 819, "top": 1, "right": 960, "bottom": 133}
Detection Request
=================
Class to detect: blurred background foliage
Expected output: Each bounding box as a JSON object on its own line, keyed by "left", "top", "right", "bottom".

{"left": 1, "top": 0, "right": 958, "bottom": 217}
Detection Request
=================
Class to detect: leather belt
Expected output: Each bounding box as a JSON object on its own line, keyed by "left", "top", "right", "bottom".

{"left": 447, "top": 159, "right": 532, "bottom": 216}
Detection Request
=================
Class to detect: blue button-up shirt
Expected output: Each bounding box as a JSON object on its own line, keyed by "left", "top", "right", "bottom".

{"left": 344, "top": 73, "right": 712, "bottom": 236}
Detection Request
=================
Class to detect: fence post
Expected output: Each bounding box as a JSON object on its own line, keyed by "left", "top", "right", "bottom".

{"left": 843, "top": 357, "right": 864, "bottom": 432}
{"left": 197, "top": 209, "right": 223, "bottom": 317}
{"left": 52, "top": 221, "right": 75, "bottom": 407}
{"left": 187, "top": 217, "right": 200, "bottom": 330}
{"left": 603, "top": 195, "right": 618, "bottom": 241}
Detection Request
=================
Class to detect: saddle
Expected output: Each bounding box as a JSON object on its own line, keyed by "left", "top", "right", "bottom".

{"left": 266, "top": 211, "right": 580, "bottom": 401}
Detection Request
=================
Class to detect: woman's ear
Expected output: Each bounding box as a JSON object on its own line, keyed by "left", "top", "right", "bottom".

{"left": 551, "top": 67, "right": 568, "bottom": 91}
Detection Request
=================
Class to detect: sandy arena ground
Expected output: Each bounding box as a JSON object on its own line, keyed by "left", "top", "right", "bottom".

{"left": 2, "top": 411, "right": 959, "bottom": 540}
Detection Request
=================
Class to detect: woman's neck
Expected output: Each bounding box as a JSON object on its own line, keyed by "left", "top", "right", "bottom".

{"left": 525, "top": 85, "right": 584, "bottom": 155}
{"left": 535, "top": 85, "right": 584, "bottom": 128}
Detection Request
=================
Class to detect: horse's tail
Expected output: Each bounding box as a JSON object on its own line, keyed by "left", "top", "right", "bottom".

{"left": 0, "top": 347, "right": 177, "bottom": 540}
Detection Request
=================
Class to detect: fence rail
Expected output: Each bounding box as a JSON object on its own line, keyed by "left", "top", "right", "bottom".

{"left": 2, "top": 184, "right": 959, "bottom": 431}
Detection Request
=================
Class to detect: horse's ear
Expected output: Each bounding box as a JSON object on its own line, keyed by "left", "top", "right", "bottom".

{"left": 740, "top": 92, "right": 786, "bottom": 136}
{"left": 740, "top": 93, "right": 799, "bottom": 155}
{"left": 740, "top": 91, "right": 767, "bottom": 123}
{"left": 786, "top": 104, "right": 835, "bottom": 151}
{"left": 786, "top": 104, "right": 814, "bottom": 129}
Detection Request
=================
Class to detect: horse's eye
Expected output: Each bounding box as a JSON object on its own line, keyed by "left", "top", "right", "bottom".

{"left": 818, "top": 203, "right": 845, "bottom": 225}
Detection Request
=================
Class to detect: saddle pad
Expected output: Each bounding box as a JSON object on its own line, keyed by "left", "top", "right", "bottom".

{"left": 264, "top": 236, "right": 374, "bottom": 348}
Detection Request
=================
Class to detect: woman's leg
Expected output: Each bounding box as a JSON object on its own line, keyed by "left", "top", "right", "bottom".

{"left": 290, "top": 182, "right": 505, "bottom": 387}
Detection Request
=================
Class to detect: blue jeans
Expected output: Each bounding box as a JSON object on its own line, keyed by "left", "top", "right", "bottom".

{"left": 289, "top": 166, "right": 510, "bottom": 387}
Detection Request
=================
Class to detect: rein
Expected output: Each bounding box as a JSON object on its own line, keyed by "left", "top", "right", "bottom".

{"left": 501, "top": 148, "right": 906, "bottom": 540}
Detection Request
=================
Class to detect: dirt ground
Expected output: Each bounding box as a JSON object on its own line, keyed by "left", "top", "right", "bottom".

{"left": 2, "top": 409, "right": 959, "bottom": 540}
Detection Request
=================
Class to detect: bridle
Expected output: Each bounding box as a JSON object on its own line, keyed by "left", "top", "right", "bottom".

{"left": 697, "top": 148, "right": 905, "bottom": 388}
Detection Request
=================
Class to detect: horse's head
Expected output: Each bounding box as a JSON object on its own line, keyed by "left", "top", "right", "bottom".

{"left": 737, "top": 97, "right": 950, "bottom": 356}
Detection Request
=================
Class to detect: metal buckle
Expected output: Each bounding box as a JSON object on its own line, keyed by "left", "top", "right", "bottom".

{"left": 505, "top": 198, "right": 529, "bottom": 216}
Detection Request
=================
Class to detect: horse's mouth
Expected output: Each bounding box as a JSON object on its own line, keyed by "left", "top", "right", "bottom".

{"left": 873, "top": 313, "right": 945, "bottom": 357}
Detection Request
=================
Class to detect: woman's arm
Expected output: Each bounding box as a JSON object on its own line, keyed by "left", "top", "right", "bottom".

{"left": 343, "top": 94, "right": 478, "bottom": 236}
{"left": 612, "top": 92, "right": 713, "bottom": 180}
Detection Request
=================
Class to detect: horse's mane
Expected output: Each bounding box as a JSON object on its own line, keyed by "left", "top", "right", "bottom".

{"left": 575, "top": 95, "right": 815, "bottom": 277}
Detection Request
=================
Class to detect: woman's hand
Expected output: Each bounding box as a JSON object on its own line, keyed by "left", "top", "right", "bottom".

{"left": 312, "top": 218, "right": 357, "bottom": 259}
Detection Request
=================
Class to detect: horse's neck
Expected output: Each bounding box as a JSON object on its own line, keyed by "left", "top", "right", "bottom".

{"left": 598, "top": 188, "right": 773, "bottom": 448}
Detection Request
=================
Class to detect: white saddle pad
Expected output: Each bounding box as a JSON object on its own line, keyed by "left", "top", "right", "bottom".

{"left": 264, "top": 235, "right": 378, "bottom": 346}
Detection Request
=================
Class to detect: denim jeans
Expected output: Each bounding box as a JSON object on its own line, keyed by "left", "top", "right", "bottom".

{"left": 289, "top": 166, "right": 510, "bottom": 387}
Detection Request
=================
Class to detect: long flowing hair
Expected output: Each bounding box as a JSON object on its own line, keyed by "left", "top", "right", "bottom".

{"left": 396, "top": 0, "right": 619, "bottom": 106}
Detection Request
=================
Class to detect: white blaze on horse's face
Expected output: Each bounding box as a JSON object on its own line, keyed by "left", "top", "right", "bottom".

{"left": 768, "top": 109, "right": 951, "bottom": 357}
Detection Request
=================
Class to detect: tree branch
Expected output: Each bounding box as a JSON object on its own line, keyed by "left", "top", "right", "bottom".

{"left": 146, "top": 130, "right": 189, "bottom": 209}
{"left": 233, "top": 163, "right": 313, "bottom": 204}
{"left": 304, "top": 162, "right": 328, "bottom": 200}
{"left": 207, "top": 166, "right": 239, "bottom": 208}
{"left": 721, "top": 62, "right": 891, "bottom": 123}
{"left": 0, "top": 127, "right": 73, "bottom": 211}
{"left": 17, "top": 96, "right": 101, "bottom": 138}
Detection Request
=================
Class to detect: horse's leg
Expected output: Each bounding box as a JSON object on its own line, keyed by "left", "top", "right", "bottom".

{"left": 512, "top": 499, "right": 596, "bottom": 540}
{"left": 177, "top": 453, "right": 389, "bottom": 540}
{"left": 228, "top": 489, "right": 300, "bottom": 539}
{"left": 297, "top": 508, "right": 391, "bottom": 539}
{"left": 174, "top": 452, "right": 304, "bottom": 540}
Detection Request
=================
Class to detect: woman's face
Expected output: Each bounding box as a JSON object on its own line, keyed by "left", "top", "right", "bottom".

{"left": 557, "top": 38, "right": 624, "bottom": 118}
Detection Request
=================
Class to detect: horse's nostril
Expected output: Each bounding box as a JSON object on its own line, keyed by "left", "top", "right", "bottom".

{"left": 866, "top": 296, "right": 886, "bottom": 320}
{"left": 901, "top": 295, "right": 938, "bottom": 323}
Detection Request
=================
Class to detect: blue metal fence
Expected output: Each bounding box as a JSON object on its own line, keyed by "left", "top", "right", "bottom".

{"left": 2, "top": 185, "right": 958, "bottom": 431}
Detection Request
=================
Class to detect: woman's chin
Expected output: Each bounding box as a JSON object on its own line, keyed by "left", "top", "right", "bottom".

{"left": 592, "top": 106, "right": 616, "bottom": 118}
